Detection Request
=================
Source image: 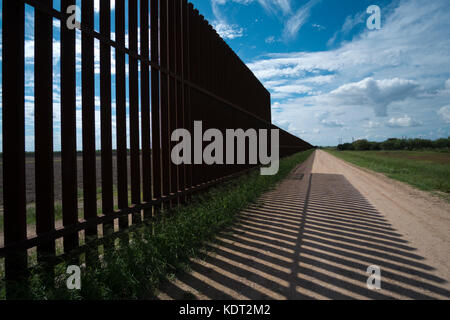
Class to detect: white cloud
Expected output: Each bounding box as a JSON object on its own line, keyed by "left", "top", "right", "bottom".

{"left": 328, "top": 11, "right": 365, "bottom": 46}
{"left": 328, "top": 77, "right": 420, "bottom": 117}
{"left": 321, "top": 119, "right": 345, "bottom": 128}
{"left": 387, "top": 115, "right": 423, "bottom": 128}
{"left": 256, "top": 0, "right": 292, "bottom": 16}
{"left": 312, "top": 24, "right": 325, "bottom": 31}
{"left": 212, "top": 0, "right": 245, "bottom": 39}
{"left": 438, "top": 79, "right": 450, "bottom": 95}
{"left": 283, "top": 0, "right": 320, "bottom": 40}
{"left": 249, "top": 0, "right": 450, "bottom": 83}
{"left": 438, "top": 105, "right": 450, "bottom": 123}
{"left": 213, "top": 22, "right": 244, "bottom": 40}
{"left": 272, "top": 84, "right": 312, "bottom": 94}
{"left": 295, "top": 75, "right": 335, "bottom": 85}
{"left": 364, "top": 121, "right": 382, "bottom": 129}
{"left": 265, "top": 36, "right": 276, "bottom": 44}
{"left": 212, "top": 0, "right": 316, "bottom": 41}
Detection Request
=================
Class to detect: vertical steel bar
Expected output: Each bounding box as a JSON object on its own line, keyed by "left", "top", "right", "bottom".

{"left": 197, "top": 15, "right": 204, "bottom": 185}
{"left": 225, "top": 43, "right": 233, "bottom": 176}
{"left": 100, "top": 0, "right": 114, "bottom": 239}
{"left": 2, "top": 0, "right": 28, "bottom": 292}
{"left": 61, "top": 0, "right": 79, "bottom": 253}
{"left": 81, "top": 0, "right": 97, "bottom": 239}
{"left": 160, "top": 0, "right": 171, "bottom": 204}
{"left": 168, "top": 0, "right": 178, "bottom": 206}
{"left": 115, "top": 0, "right": 129, "bottom": 232}
{"left": 211, "top": 30, "right": 221, "bottom": 181}
{"left": 205, "top": 24, "right": 213, "bottom": 183}
{"left": 199, "top": 16, "right": 208, "bottom": 185}
{"left": 140, "top": 0, "right": 152, "bottom": 219}
{"left": 175, "top": 0, "right": 185, "bottom": 204}
{"left": 232, "top": 49, "right": 239, "bottom": 175}
{"left": 190, "top": 9, "right": 200, "bottom": 188}
{"left": 35, "top": 0, "right": 55, "bottom": 259}
{"left": 129, "top": 0, "right": 141, "bottom": 221}
{"left": 183, "top": 1, "right": 192, "bottom": 198}
{"left": 215, "top": 37, "right": 224, "bottom": 179}
{"left": 150, "top": 0, "right": 161, "bottom": 208}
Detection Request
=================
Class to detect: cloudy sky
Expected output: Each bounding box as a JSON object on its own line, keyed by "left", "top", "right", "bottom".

{"left": 0, "top": 0, "right": 449, "bottom": 150}
{"left": 191, "top": 0, "right": 450, "bottom": 146}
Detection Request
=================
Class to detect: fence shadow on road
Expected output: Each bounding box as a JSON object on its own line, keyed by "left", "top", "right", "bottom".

{"left": 157, "top": 172, "right": 450, "bottom": 300}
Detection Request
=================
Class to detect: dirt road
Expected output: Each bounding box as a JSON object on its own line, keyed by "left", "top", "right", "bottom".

{"left": 158, "top": 150, "right": 450, "bottom": 300}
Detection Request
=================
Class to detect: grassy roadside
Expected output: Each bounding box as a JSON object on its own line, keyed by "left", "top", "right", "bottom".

{"left": 326, "top": 150, "right": 450, "bottom": 200}
{"left": 1, "top": 150, "right": 313, "bottom": 300}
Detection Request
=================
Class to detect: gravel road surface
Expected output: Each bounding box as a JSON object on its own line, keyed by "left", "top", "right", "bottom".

{"left": 158, "top": 150, "right": 450, "bottom": 300}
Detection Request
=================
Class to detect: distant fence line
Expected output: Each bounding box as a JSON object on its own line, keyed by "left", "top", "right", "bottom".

{"left": 1, "top": 0, "right": 312, "bottom": 295}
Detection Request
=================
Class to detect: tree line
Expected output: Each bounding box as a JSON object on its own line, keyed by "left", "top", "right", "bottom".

{"left": 337, "top": 137, "right": 450, "bottom": 151}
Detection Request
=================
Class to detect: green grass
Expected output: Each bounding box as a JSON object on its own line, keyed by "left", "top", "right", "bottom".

{"left": 1, "top": 150, "right": 313, "bottom": 300}
{"left": 0, "top": 187, "right": 122, "bottom": 233}
{"left": 327, "top": 150, "right": 450, "bottom": 199}
{"left": 0, "top": 204, "right": 63, "bottom": 234}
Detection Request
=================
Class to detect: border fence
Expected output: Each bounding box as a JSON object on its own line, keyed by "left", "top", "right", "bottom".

{"left": 1, "top": 0, "right": 313, "bottom": 296}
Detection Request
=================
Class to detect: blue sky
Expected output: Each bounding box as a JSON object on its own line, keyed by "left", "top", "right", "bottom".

{"left": 191, "top": 0, "right": 450, "bottom": 146}
{"left": 0, "top": 0, "right": 450, "bottom": 150}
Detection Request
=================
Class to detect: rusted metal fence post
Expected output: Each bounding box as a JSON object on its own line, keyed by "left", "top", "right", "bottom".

{"left": 151, "top": 0, "right": 162, "bottom": 213}
{"left": 61, "top": 0, "right": 79, "bottom": 255}
{"left": 2, "top": 0, "right": 28, "bottom": 297}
